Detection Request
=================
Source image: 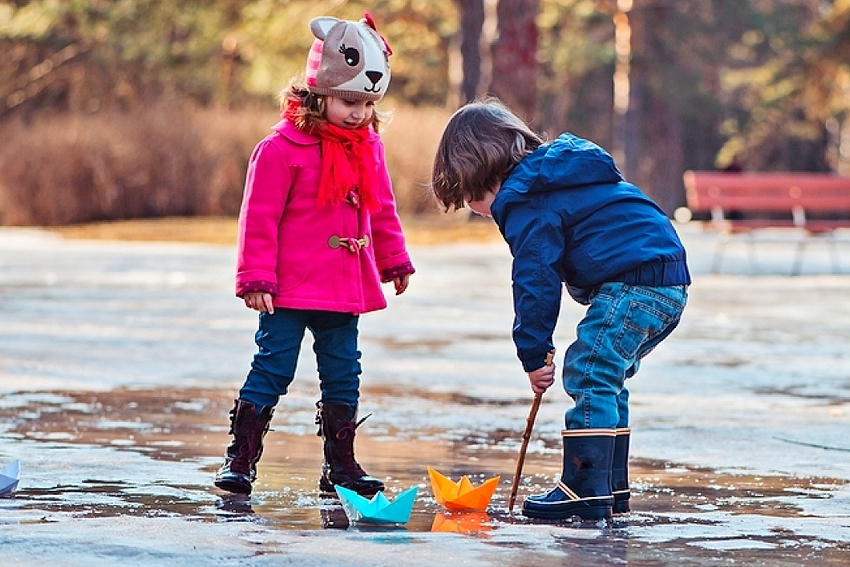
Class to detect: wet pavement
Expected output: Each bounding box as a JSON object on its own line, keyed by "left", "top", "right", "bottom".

{"left": 1, "top": 225, "right": 849, "bottom": 566}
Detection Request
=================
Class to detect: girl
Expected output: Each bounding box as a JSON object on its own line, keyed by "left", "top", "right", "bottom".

{"left": 431, "top": 98, "right": 689, "bottom": 521}
{"left": 215, "top": 13, "right": 414, "bottom": 497}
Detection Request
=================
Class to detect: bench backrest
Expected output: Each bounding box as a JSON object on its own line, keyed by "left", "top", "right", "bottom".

{"left": 684, "top": 171, "right": 850, "bottom": 214}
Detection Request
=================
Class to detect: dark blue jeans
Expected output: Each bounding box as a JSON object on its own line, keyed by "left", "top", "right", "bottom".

{"left": 563, "top": 283, "right": 688, "bottom": 430}
{"left": 239, "top": 309, "right": 361, "bottom": 412}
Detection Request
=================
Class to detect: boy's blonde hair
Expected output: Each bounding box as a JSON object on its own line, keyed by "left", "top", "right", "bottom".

{"left": 431, "top": 97, "right": 543, "bottom": 211}
{"left": 278, "top": 78, "right": 386, "bottom": 132}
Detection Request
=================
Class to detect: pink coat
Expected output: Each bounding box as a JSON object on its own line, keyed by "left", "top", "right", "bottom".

{"left": 235, "top": 120, "right": 414, "bottom": 314}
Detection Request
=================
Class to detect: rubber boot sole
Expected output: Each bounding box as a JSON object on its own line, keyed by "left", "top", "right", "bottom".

{"left": 214, "top": 475, "right": 253, "bottom": 495}
{"left": 522, "top": 500, "right": 613, "bottom": 521}
{"left": 319, "top": 477, "right": 384, "bottom": 497}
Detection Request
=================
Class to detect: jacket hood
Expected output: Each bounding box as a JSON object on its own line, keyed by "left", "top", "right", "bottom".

{"left": 504, "top": 133, "right": 624, "bottom": 195}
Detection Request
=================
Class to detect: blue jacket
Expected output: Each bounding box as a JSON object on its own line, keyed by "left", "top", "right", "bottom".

{"left": 490, "top": 133, "right": 691, "bottom": 372}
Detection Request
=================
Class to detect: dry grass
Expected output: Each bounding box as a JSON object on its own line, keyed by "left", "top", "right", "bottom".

{"left": 51, "top": 216, "right": 241, "bottom": 245}
{"left": 0, "top": 102, "right": 453, "bottom": 226}
{"left": 49, "top": 214, "right": 502, "bottom": 246}
{"left": 380, "top": 104, "right": 454, "bottom": 215}
{"left": 0, "top": 104, "right": 272, "bottom": 226}
{"left": 6, "top": 101, "right": 500, "bottom": 245}
{"left": 402, "top": 216, "right": 503, "bottom": 245}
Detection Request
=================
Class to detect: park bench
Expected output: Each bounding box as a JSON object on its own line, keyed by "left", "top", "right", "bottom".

{"left": 683, "top": 170, "right": 850, "bottom": 274}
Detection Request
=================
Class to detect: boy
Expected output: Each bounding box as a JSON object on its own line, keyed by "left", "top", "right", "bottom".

{"left": 431, "top": 98, "right": 690, "bottom": 521}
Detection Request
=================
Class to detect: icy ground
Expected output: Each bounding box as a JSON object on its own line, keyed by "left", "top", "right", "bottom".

{"left": 0, "top": 224, "right": 848, "bottom": 566}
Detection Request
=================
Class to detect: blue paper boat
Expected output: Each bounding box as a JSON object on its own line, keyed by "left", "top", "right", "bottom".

{"left": 334, "top": 485, "right": 418, "bottom": 524}
{"left": 0, "top": 459, "right": 20, "bottom": 496}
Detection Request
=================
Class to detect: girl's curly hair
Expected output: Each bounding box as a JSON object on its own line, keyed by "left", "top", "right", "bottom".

{"left": 279, "top": 78, "right": 387, "bottom": 132}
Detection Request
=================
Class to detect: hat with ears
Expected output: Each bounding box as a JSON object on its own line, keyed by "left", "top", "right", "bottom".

{"left": 305, "top": 12, "right": 392, "bottom": 102}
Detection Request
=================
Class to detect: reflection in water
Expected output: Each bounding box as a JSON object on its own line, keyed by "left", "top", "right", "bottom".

{"left": 2, "top": 386, "right": 849, "bottom": 565}
{"left": 321, "top": 502, "right": 417, "bottom": 533}
{"left": 319, "top": 504, "right": 349, "bottom": 530}
{"left": 431, "top": 510, "right": 492, "bottom": 534}
{"left": 550, "top": 529, "right": 629, "bottom": 565}
{"left": 215, "top": 494, "right": 254, "bottom": 517}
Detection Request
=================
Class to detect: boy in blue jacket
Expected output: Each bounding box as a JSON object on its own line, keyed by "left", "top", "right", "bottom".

{"left": 431, "top": 98, "right": 690, "bottom": 521}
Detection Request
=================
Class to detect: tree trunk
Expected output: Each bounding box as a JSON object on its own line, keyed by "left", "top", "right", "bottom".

{"left": 489, "top": 0, "right": 539, "bottom": 123}
{"left": 625, "top": 0, "right": 684, "bottom": 215}
{"left": 455, "top": 0, "right": 485, "bottom": 104}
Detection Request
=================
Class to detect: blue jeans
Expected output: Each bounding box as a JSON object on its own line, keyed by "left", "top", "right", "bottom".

{"left": 239, "top": 309, "right": 361, "bottom": 412}
{"left": 563, "top": 283, "right": 688, "bottom": 430}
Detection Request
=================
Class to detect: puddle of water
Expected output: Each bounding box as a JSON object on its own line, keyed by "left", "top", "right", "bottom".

{"left": 2, "top": 228, "right": 850, "bottom": 565}
{"left": 0, "top": 386, "right": 848, "bottom": 567}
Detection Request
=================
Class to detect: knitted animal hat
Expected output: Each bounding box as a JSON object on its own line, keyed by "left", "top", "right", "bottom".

{"left": 305, "top": 12, "right": 392, "bottom": 102}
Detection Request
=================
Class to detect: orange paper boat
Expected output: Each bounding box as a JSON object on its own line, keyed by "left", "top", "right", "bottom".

{"left": 427, "top": 467, "right": 500, "bottom": 511}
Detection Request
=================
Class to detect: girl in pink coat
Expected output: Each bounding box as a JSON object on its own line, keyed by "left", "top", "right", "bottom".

{"left": 214, "top": 13, "right": 414, "bottom": 498}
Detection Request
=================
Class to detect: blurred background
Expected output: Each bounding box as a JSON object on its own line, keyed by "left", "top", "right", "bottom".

{"left": 1, "top": 0, "right": 848, "bottom": 227}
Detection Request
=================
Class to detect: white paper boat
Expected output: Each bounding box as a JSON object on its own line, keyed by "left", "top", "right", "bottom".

{"left": 0, "top": 460, "right": 21, "bottom": 496}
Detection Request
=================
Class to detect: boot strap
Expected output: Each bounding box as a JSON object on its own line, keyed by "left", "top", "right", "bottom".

{"left": 335, "top": 413, "right": 373, "bottom": 439}
{"left": 560, "top": 428, "right": 617, "bottom": 438}
{"left": 557, "top": 480, "right": 612, "bottom": 502}
{"left": 315, "top": 408, "right": 371, "bottom": 435}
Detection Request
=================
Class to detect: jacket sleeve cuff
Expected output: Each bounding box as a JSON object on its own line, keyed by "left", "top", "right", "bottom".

{"left": 380, "top": 262, "right": 415, "bottom": 283}
{"left": 236, "top": 280, "right": 278, "bottom": 298}
{"left": 376, "top": 251, "right": 412, "bottom": 273}
{"left": 518, "top": 347, "right": 553, "bottom": 373}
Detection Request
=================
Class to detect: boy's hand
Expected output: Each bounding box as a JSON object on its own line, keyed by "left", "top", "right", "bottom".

{"left": 392, "top": 274, "right": 410, "bottom": 295}
{"left": 527, "top": 361, "right": 556, "bottom": 394}
{"left": 244, "top": 291, "right": 274, "bottom": 314}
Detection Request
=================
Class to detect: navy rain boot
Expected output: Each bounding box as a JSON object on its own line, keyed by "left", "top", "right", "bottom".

{"left": 522, "top": 428, "right": 615, "bottom": 521}
{"left": 612, "top": 427, "right": 631, "bottom": 514}
{"left": 316, "top": 402, "right": 385, "bottom": 497}
{"left": 214, "top": 400, "right": 274, "bottom": 494}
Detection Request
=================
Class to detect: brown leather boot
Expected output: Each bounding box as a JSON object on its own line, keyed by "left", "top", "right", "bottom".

{"left": 214, "top": 399, "right": 274, "bottom": 495}
{"left": 316, "top": 402, "right": 384, "bottom": 497}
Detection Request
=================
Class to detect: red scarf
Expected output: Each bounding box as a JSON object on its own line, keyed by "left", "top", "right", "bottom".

{"left": 283, "top": 99, "right": 380, "bottom": 213}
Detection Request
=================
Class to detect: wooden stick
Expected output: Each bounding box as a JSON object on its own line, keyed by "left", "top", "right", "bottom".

{"left": 508, "top": 350, "right": 555, "bottom": 513}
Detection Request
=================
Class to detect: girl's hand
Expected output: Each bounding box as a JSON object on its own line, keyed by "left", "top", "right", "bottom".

{"left": 244, "top": 291, "right": 274, "bottom": 314}
{"left": 527, "top": 361, "right": 556, "bottom": 394}
{"left": 392, "top": 274, "right": 410, "bottom": 295}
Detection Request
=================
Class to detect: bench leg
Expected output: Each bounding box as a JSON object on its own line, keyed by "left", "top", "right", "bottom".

{"left": 711, "top": 233, "right": 729, "bottom": 274}
{"left": 792, "top": 238, "right": 807, "bottom": 276}
{"left": 794, "top": 233, "right": 840, "bottom": 275}
{"left": 746, "top": 232, "right": 759, "bottom": 274}
{"left": 828, "top": 234, "right": 840, "bottom": 274}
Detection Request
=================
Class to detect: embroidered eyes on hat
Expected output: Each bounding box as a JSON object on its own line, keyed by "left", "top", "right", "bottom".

{"left": 305, "top": 12, "right": 392, "bottom": 102}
